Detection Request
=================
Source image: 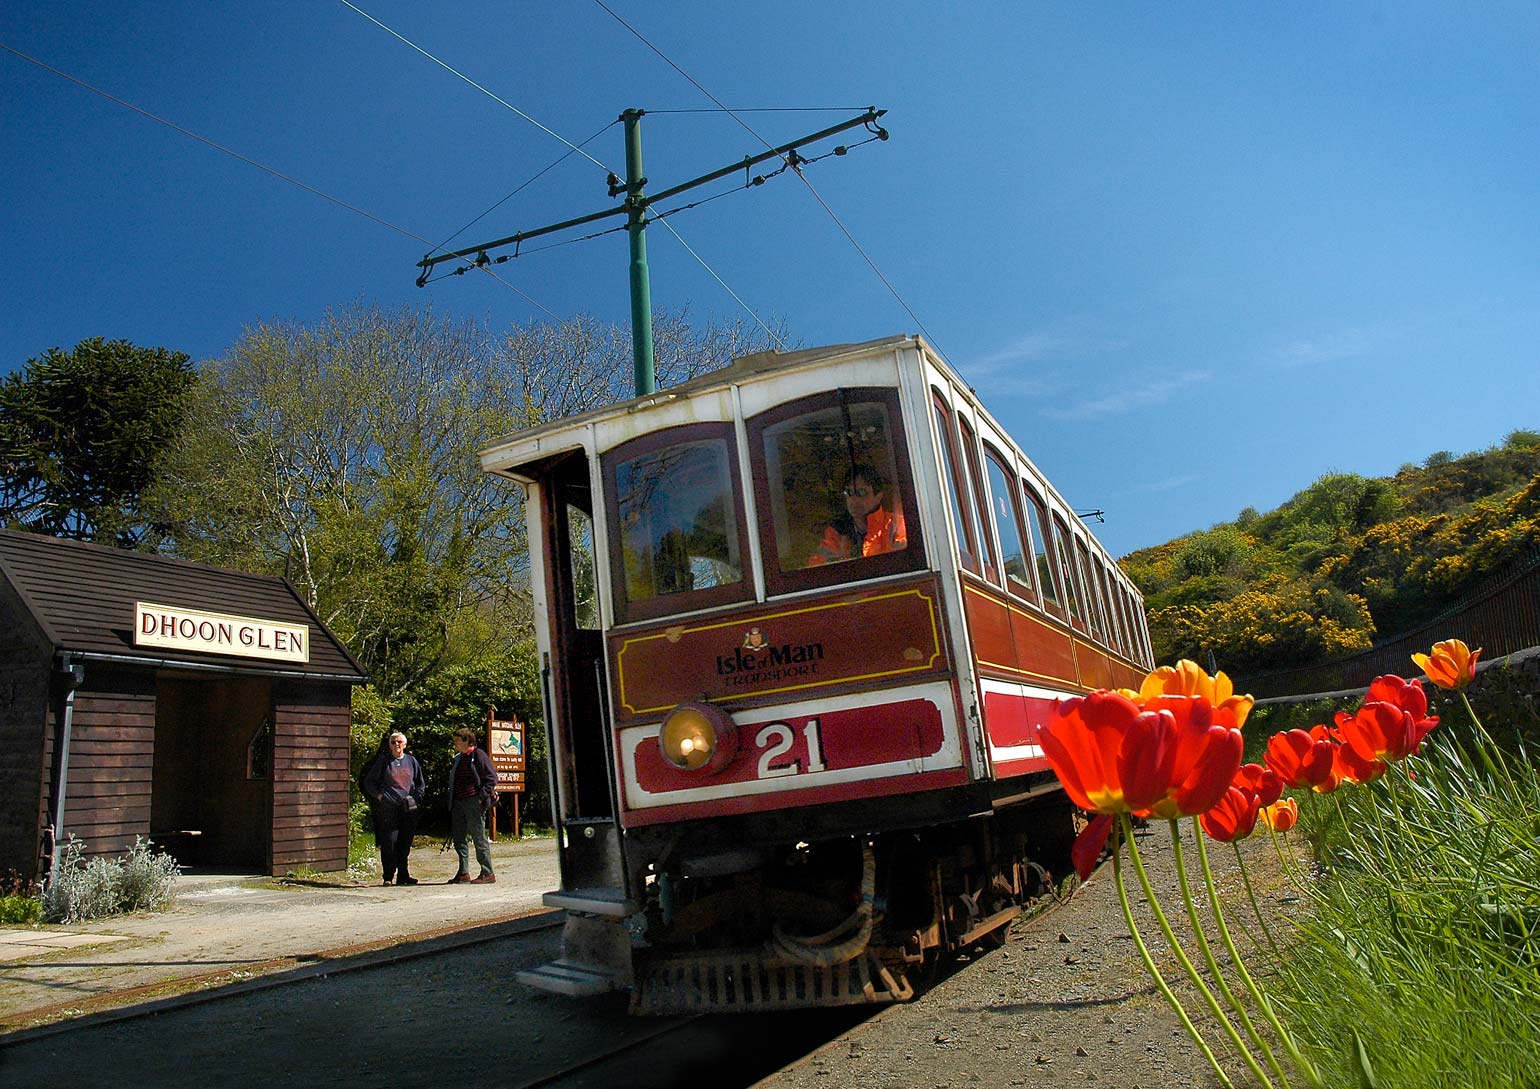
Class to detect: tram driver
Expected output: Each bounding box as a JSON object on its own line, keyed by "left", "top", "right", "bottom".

{"left": 807, "top": 463, "right": 908, "bottom": 567}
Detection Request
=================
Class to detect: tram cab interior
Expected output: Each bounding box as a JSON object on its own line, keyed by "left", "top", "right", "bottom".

{"left": 481, "top": 335, "right": 1151, "bottom": 1012}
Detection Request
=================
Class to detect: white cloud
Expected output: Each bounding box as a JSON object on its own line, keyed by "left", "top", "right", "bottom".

{"left": 1042, "top": 369, "right": 1211, "bottom": 421}
{"left": 1273, "top": 327, "right": 1382, "bottom": 368}
{"left": 960, "top": 329, "right": 1133, "bottom": 398}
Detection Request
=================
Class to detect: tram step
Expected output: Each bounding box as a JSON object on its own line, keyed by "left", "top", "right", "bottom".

{"left": 516, "top": 959, "right": 627, "bottom": 997}
{"left": 542, "top": 886, "right": 637, "bottom": 917}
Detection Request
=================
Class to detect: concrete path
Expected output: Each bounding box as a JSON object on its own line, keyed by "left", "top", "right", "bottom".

{"left": 0, "top": 835, "right": 560, "bottom": 1032}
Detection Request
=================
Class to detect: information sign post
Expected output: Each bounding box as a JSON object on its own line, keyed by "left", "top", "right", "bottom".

{"left": 486, "top": 708, "right": 526, "bottom": 840}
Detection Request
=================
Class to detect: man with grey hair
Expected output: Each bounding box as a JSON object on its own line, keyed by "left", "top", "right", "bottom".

{"left": 363, "top": 731, "right": 426, "bottom": 885}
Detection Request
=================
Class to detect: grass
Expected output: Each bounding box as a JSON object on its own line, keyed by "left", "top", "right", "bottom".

{"left": 1264, "top": 700, "right": 1540, "bottom": 1087}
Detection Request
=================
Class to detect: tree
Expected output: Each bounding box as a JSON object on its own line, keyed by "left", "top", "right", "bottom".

{"left": 0, "top": 338, "right": 196, "bottom": 544}
{"left": 144, "top": 301, "right": 781, "bottom": 695}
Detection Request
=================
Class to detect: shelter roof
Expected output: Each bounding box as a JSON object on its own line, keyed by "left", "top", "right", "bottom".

{"left": 0, "top": 529, "right": 366, "bottom": 682}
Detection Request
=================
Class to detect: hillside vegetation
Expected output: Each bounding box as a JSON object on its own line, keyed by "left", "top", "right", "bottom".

{"left": 1121, "top": 430, "right": 1540, "bottom": 675}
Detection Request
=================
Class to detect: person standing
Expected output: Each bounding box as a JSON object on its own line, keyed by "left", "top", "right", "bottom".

{"left": 362, "top": 731, "right": 425, "bottom": 886}
{"left": 447, "top": 728, "right": 498, "bottom": 884}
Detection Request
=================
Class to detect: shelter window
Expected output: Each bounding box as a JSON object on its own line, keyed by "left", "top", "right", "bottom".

{"left": 983, "top": 446, "right": 1035, "bottom": 601}
{"left": 750, "top": 388, "right": 921, "bottom": 594}
{"left": 246, "top": 715, "right": 272, "bottom": 780}
{"left": 603, "top": 424, "right": 750, "bottom": 622}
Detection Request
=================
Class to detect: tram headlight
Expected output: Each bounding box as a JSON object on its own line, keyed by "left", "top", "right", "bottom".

{"left": 659, "top": 701, "right": 738, "bottom": 773}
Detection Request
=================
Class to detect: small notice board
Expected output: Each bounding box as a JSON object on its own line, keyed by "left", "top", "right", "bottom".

{"left": 486, "top": 708, "right": 526, "bottom": 839}
{"left": 487, "top": 710, "right": 526, "bottom": 794}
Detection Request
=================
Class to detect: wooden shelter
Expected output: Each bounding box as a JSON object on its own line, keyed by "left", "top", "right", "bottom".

{"left": 0, "top": 530, "right": 366, "bottom": 881}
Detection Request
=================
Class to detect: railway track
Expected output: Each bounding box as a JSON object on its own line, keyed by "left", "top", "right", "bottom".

{"left": 0, "top": 878, "right": 1084, "bottom": 1089}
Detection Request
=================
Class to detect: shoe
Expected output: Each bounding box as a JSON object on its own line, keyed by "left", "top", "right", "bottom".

{"left": 382, "top": 876, "right": 395, "bottom": 886}
{"left": 397, "top": 876, "right": 419, "bottom": 886}
{"left": 471, "top": 874, "right": 496, "bottom": 884}
{"left": 448, "top": 873, "right": 472, "bottom": 884}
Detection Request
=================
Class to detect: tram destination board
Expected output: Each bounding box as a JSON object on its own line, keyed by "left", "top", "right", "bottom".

{"left": 486, "top": 710, "right": 526, "bottom": 794}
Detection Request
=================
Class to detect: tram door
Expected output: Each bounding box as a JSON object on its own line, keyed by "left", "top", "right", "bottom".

{"left": 540, "top": 453, "right": 642, "bottom": 904}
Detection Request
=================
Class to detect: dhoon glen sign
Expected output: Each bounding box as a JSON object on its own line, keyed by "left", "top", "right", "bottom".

{"left": 134, "top": 602, "right": 310, "bottom": 664}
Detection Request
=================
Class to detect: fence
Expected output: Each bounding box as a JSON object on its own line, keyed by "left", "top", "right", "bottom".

{"left": 1238, "top": 547, "right": 1540, "bottom": 699}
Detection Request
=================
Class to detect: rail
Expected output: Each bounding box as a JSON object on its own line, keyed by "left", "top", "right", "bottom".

{"left": 1237, "top": 547, "right": 1540, "bottom": 699}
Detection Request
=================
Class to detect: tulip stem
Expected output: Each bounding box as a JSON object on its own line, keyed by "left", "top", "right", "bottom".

{"left": 1112, "top": 817, "right": 1235, "bottom": 1089}
{"left": 1233, "top": 839, "right": 1284, "bottom": 961}
{"left": 1168, "top": 822, "right": 1290, "bottom": 1089}
{"left": 1460, "top": 690, "right": 1515, "bottom": 791}
{"left": 1197, "top": 821, "right": 1326, "bottom": 1089}
{"left": 1124, "top": 816, "right": 1272, "bottom": 1089}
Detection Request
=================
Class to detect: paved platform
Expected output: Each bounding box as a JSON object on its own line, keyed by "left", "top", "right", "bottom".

{"left": 0, "top": 835, "right": 560, "bottom": 1032}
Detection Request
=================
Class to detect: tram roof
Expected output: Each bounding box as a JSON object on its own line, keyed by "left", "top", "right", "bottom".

{"left": 479, "top": 334, "right": 937, "bottom": 476}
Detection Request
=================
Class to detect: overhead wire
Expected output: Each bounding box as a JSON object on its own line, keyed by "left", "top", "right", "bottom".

{"left": 591, "top": 1, "right": 949, "bottom": 359}
{"left": 0, "top": 39, "right": 563, "bottom": 320}
{"left": 338, "top": 0, "right": 609, "bottom": 172}
{"left": 343, "top": 1, "right": 781, "bottom": 345}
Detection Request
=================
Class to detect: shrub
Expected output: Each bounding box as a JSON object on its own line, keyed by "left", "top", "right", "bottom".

{"left": 42, "top": 837, "right": 179, "bottom": 923}
{"left": 0, "top": 895, "right": 42, "bottom": 924}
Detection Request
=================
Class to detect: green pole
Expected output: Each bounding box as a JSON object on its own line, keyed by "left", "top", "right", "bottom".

{"left": 623, "top": 109, "right": 656, "bottom": 396}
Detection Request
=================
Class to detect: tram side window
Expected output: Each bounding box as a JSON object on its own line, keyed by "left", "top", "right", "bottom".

{"left": 983, "top": 447, "right": 1034, "bottom": 599}
{"left": 957, "top": 417, "right": 998, "bottom": 583}
{"left": 758, "top": 394, "right": 911, "bottom": 576}
{"left": 932, "top": 396, "right": 978, "bottom": 571}
{"left": 1051, "top": 516, "right": 1083, "bottom": 626}
{"left": 1096, "top": 560, "right": 1124, "bottom": 652}
{"left": 1075, "top": 539, "right": 1108, "bottom": 641}
{"left": 1022, "top": 482, "right": 1061, "bottom": 611}
{"left": 608, "top": 433, "right": 745, "bottom": 618}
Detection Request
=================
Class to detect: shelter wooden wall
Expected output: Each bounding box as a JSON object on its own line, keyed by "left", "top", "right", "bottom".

{"left": 271, "top": 681, "right": 351, "bottom": 875}
{"left": 42, "top": 667, "right": 157, "bottom": 860}
{"left": 0, "top": 591, "right": 48, "bottom": 880}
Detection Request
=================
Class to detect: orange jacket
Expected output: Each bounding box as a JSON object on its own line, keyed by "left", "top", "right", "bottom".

{"left": 808, "top": 504, "right": 908, "bottom": 566}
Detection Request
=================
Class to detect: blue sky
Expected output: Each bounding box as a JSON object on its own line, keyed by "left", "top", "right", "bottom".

{"left": 3, "top": 3, "right": 1537, "bottom": 557}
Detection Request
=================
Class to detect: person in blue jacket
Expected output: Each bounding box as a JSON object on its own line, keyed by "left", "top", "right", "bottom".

{"left": 446, "top": 728, "right": 499, "bottom": 884}
{"left": 362, "top": 731, "right": 426, "bottom": 886}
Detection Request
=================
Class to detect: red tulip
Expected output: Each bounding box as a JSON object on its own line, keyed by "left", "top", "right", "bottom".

{"left": 1039, "top": 691, "right": 1145, "bottom": 815}
{"left": 1234, "top": 762, "right": 1284, "bottom": 808}
{"left": 1071, "top": 813, "right": 1115, "bottom": 881}
{"left": 1365, "top": 674, "right": 1439, "bottom": 754}
{"left": 1135, "top": 660, "right": 1255, "bottom": 729}
{"left": 1200, "top": 785, "right": 1260, "bottom": 842}
{"left": 1264, "top": 729, "right": 1337, "bottom": 790}
{"left": 1135, "top": 695, "right": 1245, "bottom": 820}
{"left": 1336, "top": 702, "right": 1416, "bottom": 765}
{"left": 1332, "top": 730, "right": 1387, "bottom": 785}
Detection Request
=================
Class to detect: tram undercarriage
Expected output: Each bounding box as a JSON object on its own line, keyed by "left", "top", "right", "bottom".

{"left": 526, "top": 791, "right": 1082, "bottom": 1015}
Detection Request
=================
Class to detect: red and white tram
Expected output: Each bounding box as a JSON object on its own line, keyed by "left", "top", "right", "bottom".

{"left": 480, "top": 335, "right": 1152, "bottom": 1013}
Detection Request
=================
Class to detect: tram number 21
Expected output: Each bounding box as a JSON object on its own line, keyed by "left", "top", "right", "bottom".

{"left": 754, "top": 719, "right": 827, "bottom": 779}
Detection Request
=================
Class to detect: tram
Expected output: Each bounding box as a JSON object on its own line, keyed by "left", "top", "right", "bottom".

{"left": 479, "top": 335, "right": 1152, "bottom": 1014}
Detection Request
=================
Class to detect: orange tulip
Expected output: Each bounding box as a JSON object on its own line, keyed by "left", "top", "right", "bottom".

{"left": 1259, "top": 797, "right": 1299, "bottom": 833}
{"left": 1412, "top": 639, "right": 1481, "bottom": 690}
{"left": 1200, "top": 785, "right": 1260, "bottom": 842}
{"left": 1136, "top": 659, "right": 1255, "bottom": 729}
{"left": 1265, "top": 729, "right": 1336, "bottom": 790}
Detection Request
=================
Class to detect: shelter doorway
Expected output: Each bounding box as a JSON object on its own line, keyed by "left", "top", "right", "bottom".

{"left": 151, "top": 675, "right": 272, "bottom": 871}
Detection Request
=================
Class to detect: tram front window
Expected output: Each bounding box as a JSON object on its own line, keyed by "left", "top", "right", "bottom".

{"left": 612, "top": 437, "right": 743, "bottom": 608}
{"left": 760, "top": 398, "right": 908, "bottom": 573}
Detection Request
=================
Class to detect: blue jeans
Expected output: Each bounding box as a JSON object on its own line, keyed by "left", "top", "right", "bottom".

{"left": 450, "top": 796, "right": 494, "bottom": 877}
